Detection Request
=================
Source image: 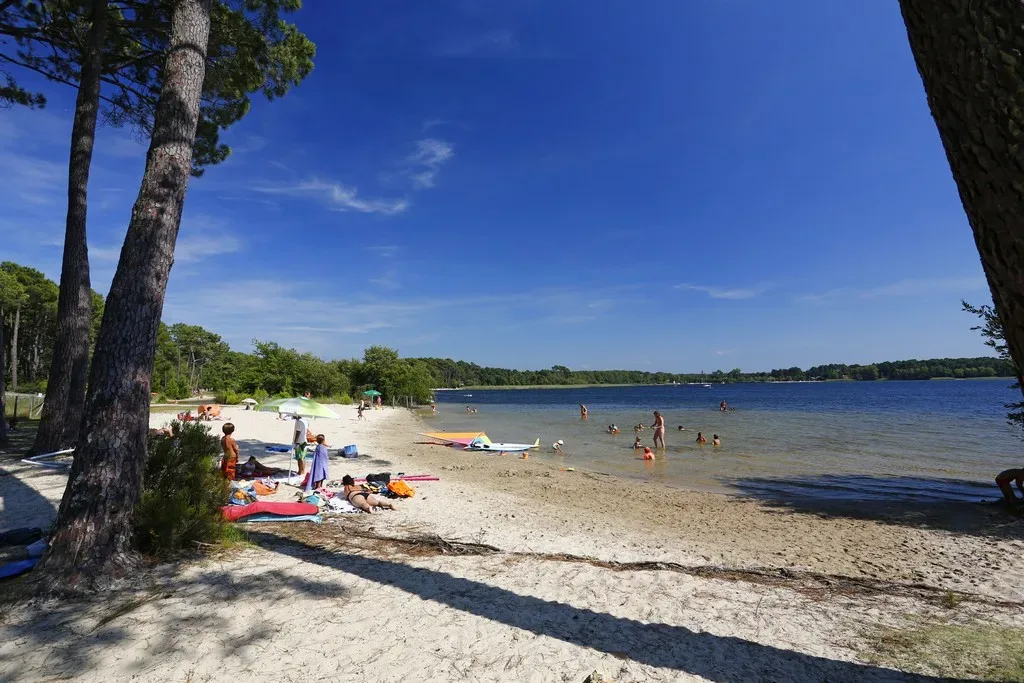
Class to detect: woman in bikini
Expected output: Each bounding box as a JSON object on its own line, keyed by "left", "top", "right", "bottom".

{"left": 341, "top": 474, "right": 396, "bottom": 513}
{"left": 652, "top": 410, "right": 666, "bottom": 449}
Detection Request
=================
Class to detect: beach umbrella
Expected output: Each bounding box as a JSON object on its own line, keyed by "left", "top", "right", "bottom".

{"left": 241, "top": 398, "right": 258, "bottom": 405}
{"left": 255, "top": 397, "right": 340, "bottom": 419}
{"left": 362, "top": 389, "right": 382, "bottom": 397}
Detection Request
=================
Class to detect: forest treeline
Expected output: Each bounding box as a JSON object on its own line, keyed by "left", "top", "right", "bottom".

{"left": 412, "top": 357, "right": 1013, "bottom": 386}
{"left": 2, "top": 260, "right": 1011, "bottom": 403}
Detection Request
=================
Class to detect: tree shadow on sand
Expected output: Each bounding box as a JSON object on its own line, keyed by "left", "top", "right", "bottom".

{"left": 231, "top": 437, "right": 399, "bottom": 474}
{"left": 0, "top": 422, "right": 61, "bottom": 532}
{"left": 724, "top": 474, "right": 1024, "bottom": 540}
{"left": 0, "top": 558, "right": 350, "bottom": 681}
{"left": 245, "top": 531, "right": 977, "bottom": 683}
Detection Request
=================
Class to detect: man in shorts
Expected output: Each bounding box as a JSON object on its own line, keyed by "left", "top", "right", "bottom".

{"left": 293, "top": 414, "right": 310, "bottom": 475}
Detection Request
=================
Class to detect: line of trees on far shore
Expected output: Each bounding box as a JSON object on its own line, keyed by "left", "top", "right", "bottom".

{"left": 4, "top": 261, "right": 1012, "bottom": 405}
{"left": 411, "top": 357, "right": 1014, "bottom": 387}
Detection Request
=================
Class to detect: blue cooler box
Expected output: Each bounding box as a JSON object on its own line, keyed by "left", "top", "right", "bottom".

{"left": 341, "top": 444, "right": 358, "bottom": 458}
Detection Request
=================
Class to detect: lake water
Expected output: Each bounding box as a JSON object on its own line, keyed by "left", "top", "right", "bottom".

{"left": 429, "top": 380, "right": 1023, "bottom": 503}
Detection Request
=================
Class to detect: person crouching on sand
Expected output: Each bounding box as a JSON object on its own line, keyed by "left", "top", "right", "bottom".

{"left": 996, "top": 468, "right": 1024, "bottom": 506}
{"left": 552, "top": 439, "right": 566, "bottom": 455}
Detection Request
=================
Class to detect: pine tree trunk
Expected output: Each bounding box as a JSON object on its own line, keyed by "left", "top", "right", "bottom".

{"left": 32, "top": 0, "right": 108, "bottom": 455}
{"left": 0, "top": 305, "right": 7, "bottom": 446}
{"left": 10, "top": 306, "right": 19, "bottom": 392}
{"left": 36, "top": 0, "right": 212, "bottom": 592}
{"left": 898, "top": 0, "right": 1024, "bottom": 393}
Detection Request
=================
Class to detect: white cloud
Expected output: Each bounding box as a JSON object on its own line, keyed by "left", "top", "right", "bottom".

{"left": 366, "top": 245, "right": 399, "bottom": 258}
{"left": 714, "top": 348, "right": 738, "bottom": 356}
{"left": 175, "top": 234, "right": 243, "bottom": 263}
{"left": 421, "top": 119, "right": 448, "bottom": 132}
{"left": 253, "top": 179, "right": 409, "bottom": 215}
{"left": 675, "top": 282, "right": 773, "bottom": 300}
{"left": 800, "top": 276, "right": 987, "bottom": 302}
{"left": 89, "top": 244, "right": 122, "bottom": 262}
{"left": 405, "top": 139, "right": 454, "bottom": 189}
{"left": 159, "top": 280, "right": 637, "bottom": 359}
{"left": 369, "top": 270, "right": 401, "bottom": 291}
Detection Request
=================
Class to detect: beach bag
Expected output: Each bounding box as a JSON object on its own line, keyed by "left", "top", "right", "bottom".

{"left": 387, "top": 481, "right": 415, "bottom": 498}
{"left": 366, "top": 472, "right": 391, "bottom": 485}
{"left": 229, "top": 488, "right": 258, "bottom": 506}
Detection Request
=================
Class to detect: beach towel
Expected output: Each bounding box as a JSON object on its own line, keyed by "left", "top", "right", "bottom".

{"left": 265, "top": 445, "right": 291, "bottom": 453}
{"left": 326, "top": 497, "right": 359, "bottom": 513}
{"left": 0, "top": 558, "right": 38, "bottom": 580}
{"left": 253, "top": 481, "right": 278, "bottom": 496}
{"left": 387, "top": 481, "right": 415, "bottom": 498}
{"left": 236, "top": 513, "right": 322, "bottom": 524}
{"left": 304, "top": 444, "right": 330, "bottom": 492}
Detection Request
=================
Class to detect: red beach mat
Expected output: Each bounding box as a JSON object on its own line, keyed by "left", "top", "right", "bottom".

{"left": 221, "top": 501, "right": 319, "bottom": 522}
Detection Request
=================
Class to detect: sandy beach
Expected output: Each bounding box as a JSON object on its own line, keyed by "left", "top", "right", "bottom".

{"left": 1, "top": 405, "right": 1023, "bottom": 681}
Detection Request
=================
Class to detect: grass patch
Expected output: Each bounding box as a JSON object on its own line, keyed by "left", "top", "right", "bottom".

{"left": 221, "top": 524, "right": 251, "bottom": 549}
{"left": 862, "top": 622, "right": 1024, "bottom": 681}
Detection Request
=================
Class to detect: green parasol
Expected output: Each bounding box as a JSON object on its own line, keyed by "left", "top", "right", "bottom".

{"left": 362, "top": 389, "right": 382, "bottom": 397}
{"left": 255, "top": 396, "right": 341, "bottom": 419}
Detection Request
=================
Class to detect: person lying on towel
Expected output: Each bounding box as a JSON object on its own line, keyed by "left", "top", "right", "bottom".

{"left": 342, "top": 474, "right": 396, "bottom": 513}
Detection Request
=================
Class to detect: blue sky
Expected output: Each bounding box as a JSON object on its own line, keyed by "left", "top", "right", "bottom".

{"left": 0, "top": 0, "right": 996, "bottom": 372}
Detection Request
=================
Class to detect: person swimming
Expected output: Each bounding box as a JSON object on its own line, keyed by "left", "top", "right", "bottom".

{"left": 712, "top": 434, "right": 721, "bottom": 446}
{"left": 696, "top": 432, "right": 707, "bottom": 445}
{"left": 607, "top": 424, "right": 620, "bottom": 434}
{"left": 677, "top": 425, "right": 687, "bottom": 431}
{"left": 634, "top": 423, "right": 645, "bottom": 432}
{"left": 633, "top": 436, "right": 643, "bottom": 450}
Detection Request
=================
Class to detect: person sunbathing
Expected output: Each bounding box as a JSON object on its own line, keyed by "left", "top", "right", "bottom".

{"left": 342, "top": 474, "right": 396, "bottom": 513}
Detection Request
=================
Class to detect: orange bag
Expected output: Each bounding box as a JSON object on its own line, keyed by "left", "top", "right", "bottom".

{"left": 387, "top": 481, "right": 415, "bottom": 498}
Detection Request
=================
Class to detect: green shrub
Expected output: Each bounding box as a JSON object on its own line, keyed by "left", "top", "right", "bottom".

{"left": 213, "top": 390, "right": 244, "bottom": 404}
{"left": 252, "top": 388, "right": 270, "bottom": 403}
{"left": 135, "top": 421, "right": 230, "bottom": 558}
{"left": 313, "top": 393, "right": 351, "bottom": 405}
{"left": 164, "top": 377, "right": 192, "bottom": 400}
